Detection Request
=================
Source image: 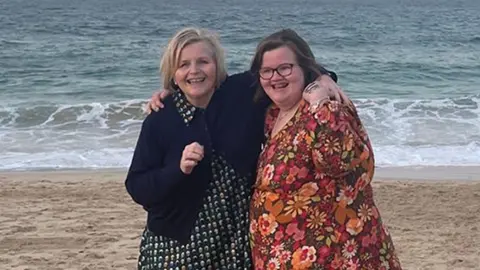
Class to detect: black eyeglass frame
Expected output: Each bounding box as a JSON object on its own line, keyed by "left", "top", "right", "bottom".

{"left": 258, "top": 63, "right": 295, "bottom": 80}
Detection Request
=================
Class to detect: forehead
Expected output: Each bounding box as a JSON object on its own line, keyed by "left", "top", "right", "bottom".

{"left": 178, "top": 41, "right": 214, "bottom": 60}
{"left": 261, "top": 46, "right": 296, "bottom": 67}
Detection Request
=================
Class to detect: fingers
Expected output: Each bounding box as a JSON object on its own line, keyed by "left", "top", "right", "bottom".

{"left": 183, "top": 144, "right": 204, "bottom": 160}
{"left": 304, "top": 82, "right": 317, "bottom": 94}
{"left": 192, "top": 142, "right": 204, "bottom": 151}
{"left": 182, "top": 159, "right": 199, "bottom": 168}
{"left": 318, "top": 97, "right": 330, "bottom": 108}
{"left": 309, "top": 97, "right": 330, "bottom": 113}
{"left": 143, "top": 102, "right": 152, "bottom": 115}
{"left": 157, "top": 91, "right": 172, "bottom": 109}
{"left": 180, "top": 159, "right": 197, "bottom": 175}
{"left": 159, "top": 90, "right": 170, "bottom": 98}
{"left": 151, "top": 91, "right": 161, "bottom": 112}
{"left": 183, "top": 151, "right": 203, "bottom": 162}
{"left": 180, "top": 142, "right": 204, "bottom": 174}
{"left": 149, "top": 90, "right": 172, "bottom": 112}
{"left": 153, "top": 102, "right": 162, "bottom": 110}
{"left": 304, "top": 77, "right": 352, "bottom": 111}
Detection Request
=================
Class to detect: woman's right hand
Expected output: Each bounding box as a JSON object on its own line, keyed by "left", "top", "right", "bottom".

{"left": 144, "top": 89, "right": 172, "bottom": 114}
{"left": 180, "top": 142, "right": 204, "bottom": 174}
{"left": 303, "top": 74, "right": 351, "bottom": 112}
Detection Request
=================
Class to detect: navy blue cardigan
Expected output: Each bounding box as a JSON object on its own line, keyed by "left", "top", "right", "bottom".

{"left": 125, "top": 72, "right": 266, "bottom": 243}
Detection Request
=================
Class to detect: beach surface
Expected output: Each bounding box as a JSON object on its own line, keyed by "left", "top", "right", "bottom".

{"left": 1, "top": 167, "right": 480, "bottom": 270}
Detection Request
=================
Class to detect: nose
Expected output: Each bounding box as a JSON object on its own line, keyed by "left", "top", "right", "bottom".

{"left": 190, "top": 63, "right": 200, "bottom": 74}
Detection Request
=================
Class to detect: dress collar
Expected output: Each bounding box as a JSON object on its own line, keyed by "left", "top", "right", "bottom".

{"left": 172, "top": 91, "right": 196, "bottom": 125}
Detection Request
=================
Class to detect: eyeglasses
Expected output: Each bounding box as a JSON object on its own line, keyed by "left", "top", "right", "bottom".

{"left": 259, "top": 63, "right": 295, "bottom": 80}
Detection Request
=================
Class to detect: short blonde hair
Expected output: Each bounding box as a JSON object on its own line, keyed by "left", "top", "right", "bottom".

{"left": 160, "top": 27, "right": 227, "bottom": 91}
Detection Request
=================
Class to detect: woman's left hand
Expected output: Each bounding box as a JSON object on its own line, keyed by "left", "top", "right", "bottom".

{"left": 303, "top": 74, "right": 350, "bottom": 111}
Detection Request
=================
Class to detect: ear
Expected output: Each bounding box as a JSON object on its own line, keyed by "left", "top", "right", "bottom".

{"left": 170, "top": 79, "right": 178, "bottom": 87}
{"left": 171, "top": 80, "right": 179, "bottom": 91}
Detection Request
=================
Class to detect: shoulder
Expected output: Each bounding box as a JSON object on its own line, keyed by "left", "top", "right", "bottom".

{"left": 300, "top": 101, "right": 358, "bottom": 132}
{"left": 313, "top": 101, "right": 343, "bottom": 123}
{"left": 313, "top": 101, "right": 358, "bottom": 122}
{"left": 215, "top": 71, "right": 257, "bottom": 103}
{"left": 141, "top": 96, "right": 177, "bottom": 129}
{"left": 223, "top": 71, "right": 255, "bottom": 88}
{"left": 308, "top": 101, "right": 369, "bottom": 141}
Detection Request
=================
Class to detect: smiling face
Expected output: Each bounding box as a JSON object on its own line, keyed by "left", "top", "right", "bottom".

{"left": 259, "top": 45, "right": 305, "bottom": 110}
{"left": 174, "top": 41, "right": 217, "bottom": 108}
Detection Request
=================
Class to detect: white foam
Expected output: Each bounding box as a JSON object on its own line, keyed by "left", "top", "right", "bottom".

{"left": 0, "top": 148, "right": 133, "bottom": 171}
{"left": 0, "top": 97, "right": 479, "bottom": 170}
{"left": 374, "top": 143, "right": 480, "bottom": 167}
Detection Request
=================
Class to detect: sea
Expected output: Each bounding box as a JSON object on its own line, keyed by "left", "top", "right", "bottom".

{"left": 1, "top": 0, "right": 479, "bottom": 171}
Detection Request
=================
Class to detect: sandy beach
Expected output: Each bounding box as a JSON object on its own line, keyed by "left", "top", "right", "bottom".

{"left": 1, "top": 168, "right": 479, "bottom": 270}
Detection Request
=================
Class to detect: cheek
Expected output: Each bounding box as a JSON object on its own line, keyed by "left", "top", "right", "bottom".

{"left": 206, "top": 64, "right": 217, "bottom": 80}
{"left": 174, "top": 69, "right": 184, "bottom": 83}
{"left": 259, "top": 79, "right": 270, "bottom": 90}
{"left": 289, "top": 72, "right": 305, "bottom": 89}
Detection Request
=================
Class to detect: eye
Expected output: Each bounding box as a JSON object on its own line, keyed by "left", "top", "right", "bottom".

{"left": 260, "top": 68, "right": 272, "bottom": 74}
{"left": 278, "top": 65, "right": 290, "bottom": 72}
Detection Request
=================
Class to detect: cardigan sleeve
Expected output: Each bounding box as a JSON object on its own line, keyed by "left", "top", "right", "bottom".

{"left": 125, "top": 112, "right": 187, "bottom": 208}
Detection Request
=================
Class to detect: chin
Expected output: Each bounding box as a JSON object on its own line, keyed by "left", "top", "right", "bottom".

{"left": 269, "top": 94, "right": 287, "bottom": 103}
{"left": 189, "top": 90, "right": 214, "bottom": 101}
{"left": 186, "top": 87, "right": 207, "bottom": 94}
{"left": 270, "top": 98, "right": 287, "bottom": 106}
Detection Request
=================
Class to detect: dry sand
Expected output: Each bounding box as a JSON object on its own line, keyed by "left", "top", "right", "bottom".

{"left": 1, "top": 169, "right": 479, "bottom": 270}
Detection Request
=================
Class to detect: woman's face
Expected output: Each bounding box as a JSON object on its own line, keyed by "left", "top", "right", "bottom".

{"left": 174, "top": 41, "right": 217, "bottom": 107}
{"left": 259, "top": 45, "right": 305, "bottom": 109}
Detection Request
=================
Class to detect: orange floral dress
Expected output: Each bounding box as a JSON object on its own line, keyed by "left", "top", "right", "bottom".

{"left": 249, "top": 100, "right": 402, "bottom": 270}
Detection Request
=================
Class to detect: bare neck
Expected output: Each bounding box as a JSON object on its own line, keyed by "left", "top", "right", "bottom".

{"left": 277, "top": 99, "right": 302, "bottom": 114}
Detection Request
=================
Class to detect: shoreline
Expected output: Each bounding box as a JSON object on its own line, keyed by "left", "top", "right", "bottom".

{"left": 2, "top": 165, "right": 479, "bottom": 181}
{"left": 375, "top": 165, "right": 480, "bottom": 181}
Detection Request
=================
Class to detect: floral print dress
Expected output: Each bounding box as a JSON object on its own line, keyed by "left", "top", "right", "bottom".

{"left": 249, "top": 100, "right": 401, "bottom": 270}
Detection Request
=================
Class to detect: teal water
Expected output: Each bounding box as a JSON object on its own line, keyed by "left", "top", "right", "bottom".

{"left": 1, "top": 0, "right": 479, "bottom": 170}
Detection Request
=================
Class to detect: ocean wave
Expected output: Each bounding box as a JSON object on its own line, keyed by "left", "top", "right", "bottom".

{"left": 0, "top": 96, "right": 478, "bottom": 170}
{"left": 0, "top": 95, "right": 478, "bottom": 127}
{"left": 355, "top": 95, "right": 480, "bottom": 146}
{"left": 0, "top": 39, "right": 33, "bottom": 45}
{"left": 0, "top": 99, "right": 146, "bottom": 129}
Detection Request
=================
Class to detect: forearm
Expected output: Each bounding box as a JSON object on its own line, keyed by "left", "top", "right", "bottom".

{"left": 125, "top": 165, "right": 186, "bottom": 207}
{"left": 124, "top": 112, "right": 187, "bottom": 207}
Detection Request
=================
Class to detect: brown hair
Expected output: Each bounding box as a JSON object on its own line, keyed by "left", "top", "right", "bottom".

{"left": 160, "top": 27, "right": 227, "bottom": 91}
{"left": 250, "top": 29, "right": 329, "bottom": 101}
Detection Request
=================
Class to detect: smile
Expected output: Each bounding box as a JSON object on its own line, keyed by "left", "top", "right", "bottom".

{"left": 187, "top": 78, "right": 206, "bottom": 84}
{"left": 272, "top": 82, "right": 289, "bottom": 89}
